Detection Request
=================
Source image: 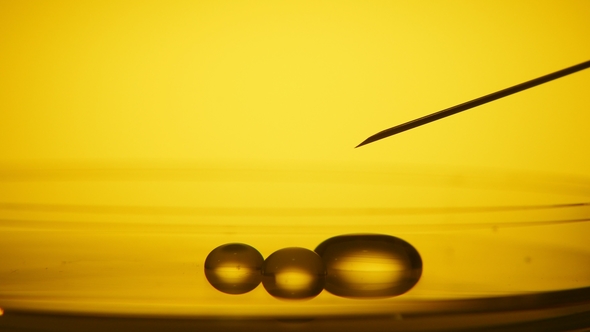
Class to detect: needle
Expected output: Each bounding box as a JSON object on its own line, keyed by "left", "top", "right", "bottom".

{"left": 356, "top": 59, "right": 590, "bottom": 148}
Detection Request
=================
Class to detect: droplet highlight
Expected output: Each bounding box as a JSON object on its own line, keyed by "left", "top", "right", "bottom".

{"left": 315, "top": 234, "right": 422, "bottom": 298}
{"left": 261, "top": 247, "right": 326, "bottom": 300}
{"left": 204, "top": 243, "right": 264, "bottom": 294}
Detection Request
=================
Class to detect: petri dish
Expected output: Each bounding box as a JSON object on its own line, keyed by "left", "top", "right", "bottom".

{"left": 1, "top": 162, "right": 589, "bottom": 331}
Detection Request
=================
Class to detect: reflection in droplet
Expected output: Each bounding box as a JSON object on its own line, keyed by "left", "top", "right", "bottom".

{"left": 315, "top": 234, "right": 422, "bottom": 298}
{"left": 204, "top": 243, "right": 263, "bottom": 294}
{"left": 261, "top": 247, "right": 326, "bottom": 300}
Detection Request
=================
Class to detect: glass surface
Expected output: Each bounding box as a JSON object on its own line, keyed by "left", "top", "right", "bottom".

{"left": 1, "top": 1, "right": 590, "bottom": 330}
{"left": 1, "top": 163, "right": 590, "bottom": 331}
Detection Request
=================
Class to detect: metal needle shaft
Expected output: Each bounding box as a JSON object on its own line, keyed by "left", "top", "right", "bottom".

{"left": 356, "top": 60, "right": 590, "bottom": 148}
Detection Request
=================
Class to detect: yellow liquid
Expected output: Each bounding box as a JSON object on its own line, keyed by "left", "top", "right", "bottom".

{"left": 1, "top": 163, "right": 589, "bottom": 318}
{"left": 1, "top": 1, "right": 590, "bottom": 330}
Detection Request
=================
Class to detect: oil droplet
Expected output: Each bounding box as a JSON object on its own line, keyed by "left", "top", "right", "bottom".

{"left": 315, "top": 234, "right": 422, "bottom": 298}
{"left": 261, "top": 247, "right": 326, "bottom": 300}
{"left": 204, "top": 243, "right": 264, "bottom": 294}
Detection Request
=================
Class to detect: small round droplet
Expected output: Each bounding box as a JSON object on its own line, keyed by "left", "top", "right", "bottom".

{"left": 261, "top": 247, "right": 326, "bottom": 300}
{"left": 204, "top": 243, "right": 263, "bottom": 294}
{"left": 315, "top": 234, "right": 422, "bottom": 298}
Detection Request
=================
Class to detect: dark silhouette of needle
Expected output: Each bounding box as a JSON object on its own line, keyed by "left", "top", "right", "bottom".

{"left": 356, "top": 60, "right": 590, "bottom": 148}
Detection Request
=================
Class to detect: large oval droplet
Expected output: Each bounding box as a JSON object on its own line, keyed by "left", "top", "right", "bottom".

{"left": 315, "top": 234, "right": 422, "bottom": 298}
{"left": 204, "top": 243, "right": 264, "bottom": 294}
{"left": 261, "top": 247, "right": 326, "bottom": 300}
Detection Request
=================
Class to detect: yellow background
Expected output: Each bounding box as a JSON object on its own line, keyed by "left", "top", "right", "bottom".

{"left": 1, "top": 0, "right": 590, "bottom": 317}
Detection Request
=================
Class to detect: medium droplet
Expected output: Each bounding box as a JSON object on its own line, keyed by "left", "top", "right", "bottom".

{"left": 204, "top": 243, "right": 263, "bottom": 294}
{"left": 315, "top": 234, "right": 422, "bottom": 298}
{"left": 261, "top": 247, "right": 326, "bottom": 300}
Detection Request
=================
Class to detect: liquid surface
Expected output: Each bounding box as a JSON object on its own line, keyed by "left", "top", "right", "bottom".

{"left": 315, "top": 234, "right": 422, "bottom": 298}
{"left": 204, "top": 243, "right": 264, "bottom": 294}
{"left": 261, "top": 247, "right": 326, "bottom": 300}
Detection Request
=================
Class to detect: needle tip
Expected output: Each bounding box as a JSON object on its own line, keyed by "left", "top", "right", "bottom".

{"left": 355, "top": 132, "right": 385, "bottom": 148}
{"left": 355, "top": 139, "right": 370, "bottom": 148}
